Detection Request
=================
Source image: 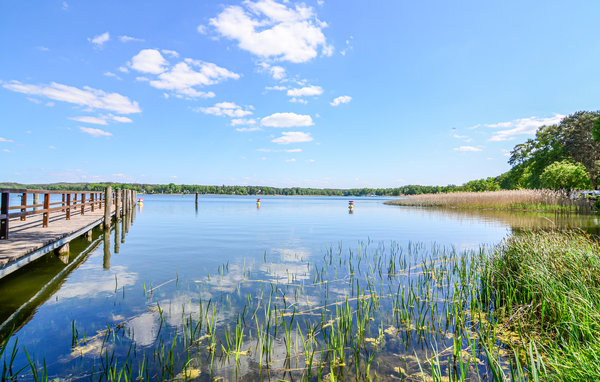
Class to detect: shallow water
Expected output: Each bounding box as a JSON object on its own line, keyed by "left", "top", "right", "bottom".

{"left": 0, "top": 195, "right": 597, "bottom": 380}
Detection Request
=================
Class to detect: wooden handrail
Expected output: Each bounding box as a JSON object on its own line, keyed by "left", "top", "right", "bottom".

{"left": 0, "top": 189, "right": 109, "bottom": 240}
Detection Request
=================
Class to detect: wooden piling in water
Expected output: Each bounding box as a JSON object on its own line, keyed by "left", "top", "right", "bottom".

{"left": 115, "top": 188, "right": 121, "bottom": 221}
{"left": 104, "top": 186, "right": 112, "bottom": 230}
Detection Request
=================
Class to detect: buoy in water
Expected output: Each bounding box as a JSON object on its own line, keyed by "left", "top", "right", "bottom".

{"left": 257, "top": 198, "right": 261, "bottom": 208}
{"left": 348, "top": 200, "right": 354, "bottom": 212}
{"left": 137, "top": 197, "right": 144, "bottom": 206}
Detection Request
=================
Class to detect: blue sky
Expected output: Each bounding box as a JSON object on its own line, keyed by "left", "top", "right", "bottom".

{"left": 1, "top": 1, "right": 599, "bottom": 188}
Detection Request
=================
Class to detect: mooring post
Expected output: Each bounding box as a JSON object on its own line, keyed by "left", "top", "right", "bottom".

{"left": 114, "top": 216, "right": 120, "bottom": 254}
{"left": 0, "top": 192, "right": 9, "bottom": 240}
{"left": 103, "top": 229, "right": 111, "bottom": 270}
{"left": 104, "top": 186, "right": 112, "bottom": 230}
{"left": 195, "top": 192, "right": 199, "bottom": 205}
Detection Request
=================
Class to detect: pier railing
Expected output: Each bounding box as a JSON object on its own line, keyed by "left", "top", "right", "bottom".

{"left": 0, "top": 189, "right": 105, "bottom": 240}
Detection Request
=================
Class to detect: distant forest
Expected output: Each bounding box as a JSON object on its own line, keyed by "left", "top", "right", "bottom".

{"left": 2, "top": 111, "right": 598, "bottom": 196}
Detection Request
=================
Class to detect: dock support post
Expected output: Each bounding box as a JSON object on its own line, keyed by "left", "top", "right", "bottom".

{"left": 0, "top": 192, "right": 9, "bottom": 240}
{"left": 33, "top": 193, "right": 39, "bottom": 212}
{"left": 104, "top": 186, "right": 112, "bottom": 230}
{"left": 115, "top": 188, "right": 121, "bottom": 221}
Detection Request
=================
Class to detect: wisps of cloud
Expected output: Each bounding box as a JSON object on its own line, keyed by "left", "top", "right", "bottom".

{"left": 261, "top": 112, "right": 313, "bottom": 127}
{"left": 79, "top": 126, "right": 112, "bottom": 137}
{"left": 487, "top": 114, "right": 565, "bottom": 142}
{"left": 257, "top": 148, "right": 302, "bottom": 153}
{"left": 287, "top": 85, "right": 322, "bottom": 97}
{"left": 89, "top": 32, "right": 110, "bottom": 47}
{"left": 235, "top": 126, "right": 262, "bottom": 132}
{"left": 127, "top": 49, "right": 239, "bottom": 98}
{"left": 119, "top": 35, "right": 144, "bottom": 43}
{"left": 272, "top": 131, "right": 313, "bottom": 144}
{"left": 3, "top": 81, "right": 141, "bottom": 114}
{"left": 0, "top": 137, "right": 14, "bottom": 143}
{"left": 330, "top": 95, "right": 351, "bottom": 106}
{"left": 231, "top": 118, "right": 257, "bottom": 126}
{"left": 70, "top": 115, "right": 133, "bottom": 125}
{"left": 452, "top": 133, "right": 472, "bottom": 142}
{"left": 209, "top": 0, "right": 332, "bottom": 63}
{"left": 453, "top": 146, "right": 482, "bottom": 152}
{"left": 197, "top": 102, "right": 253, "bottom": 118}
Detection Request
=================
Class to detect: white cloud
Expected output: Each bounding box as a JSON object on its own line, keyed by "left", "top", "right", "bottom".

{"left": 261, "top": 112, "right": 313, "bottom": 127}
{"left": 70, "top": 116, "right": 107, "bottom": 125}
{"left": 270, "top": 65, "right": 286, "bottom": 80}
{"left": 0, "top": 137, "right": 14, "bottom": 143}
{"left": 79, "top": 126, "right": 112, "bottom": 137}
{"left": 127, "top": 49, "right": 239, "bottom": 98}
{"left": 119, "top": 35, "right": 144, "bottom": 43}
{"left": 286, "top": 148, "right": 302, "bottom": 152}
{"left": 209, "top": 0, "right": 330, "bottom": 63}
{"left": 129, "top": 49, "right": 169, "bottom": 74}
{"left": 231, "top": 118, "right": 257, "bottom": 126}
{"left": 118, "top": 66, "right": 129, "bottom": 73}
{"left": 89, "top": 32, "right": 110, "bottom": 46}
{"left": 272, "top": 131, "right": 313, "bottom": 144}
{"left": 197, "top": 102, "right": 253, "bottom": 118}
{"left": 3, "top": 81, "right": 141, "bottom": 114}
{"left": 487, "top": 114, "right": 565, "bottom": 142}
{"left": 103, "top": 71, "right": 120, "bottom": 79}
{"left": 111, "top": 115, "right": 132, "bottom": 123}
{"left": 289, "top": 97, "right": 308, "bottom": 104}
{"left": 256, "top": 148, "right": 301, "bottom": 152}
{"left": 453, "top": 146, "right": 482, "bottom": 152}
{"left": 265, "top": 85, "right": 287, "bottom": 91}
{"left": 287, "top": 85, "right": 322, "bottom": 97}
{"left": 330, "top": 95, "right": 351, "bottom": 106}
{"left": 197, "top": 25, "right": 207, "bottom": 34}
{"left": 161, "top": 49, "right": 179, "bottom": 58}
{"left": 285, "top": 158, "right": 296, "bottom": 162}
{"left": 235, "top": 126, "right": 262, "bottom": 132}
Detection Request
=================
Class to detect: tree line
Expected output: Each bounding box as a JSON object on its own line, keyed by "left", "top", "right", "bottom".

{"left": 2, "top": 111, "right": 597, "bottom": 196}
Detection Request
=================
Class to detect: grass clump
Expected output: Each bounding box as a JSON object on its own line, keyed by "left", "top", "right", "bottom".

{"left": 487, "top": 230, "right": 600, "bottom": 380}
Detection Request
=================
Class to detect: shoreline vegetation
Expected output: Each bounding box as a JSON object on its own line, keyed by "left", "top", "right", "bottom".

{"left": 385, "top": 189, "right": 597, "bottom": 213}
{"left": 1, "top": 230, "right": 598, "bottom": 380}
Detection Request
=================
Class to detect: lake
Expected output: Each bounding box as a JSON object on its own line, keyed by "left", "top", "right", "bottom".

{"left": 0, "top": 195, "right": 597, "bottom": 380}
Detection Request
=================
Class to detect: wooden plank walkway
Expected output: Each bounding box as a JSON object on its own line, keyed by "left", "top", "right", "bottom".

{"left": 0, "top": 207, "right": 114, "bottom": 279}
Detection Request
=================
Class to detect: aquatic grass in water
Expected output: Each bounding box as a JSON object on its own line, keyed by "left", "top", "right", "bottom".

{"left": 3, "top": 233, "right": 593, "bottom": 381}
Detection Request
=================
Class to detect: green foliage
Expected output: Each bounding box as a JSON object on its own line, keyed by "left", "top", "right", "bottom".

{"left": 593, "top": 117, "right": 600, "bottom": 143}
{"left": 540, "top": 160, "right": 592, "bottom": 192}
{"left": 504, "top": 111, "right": 600, "bottom": 189}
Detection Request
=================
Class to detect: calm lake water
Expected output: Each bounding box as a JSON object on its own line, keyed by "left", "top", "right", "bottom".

{"left": 0, "top": 195, "right": 598, "bottom": 380}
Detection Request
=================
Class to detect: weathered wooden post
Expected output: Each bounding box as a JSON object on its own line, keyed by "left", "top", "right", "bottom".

{"left": 0, "top": 192, "right": 9, "bottom": 240}
{"left": 81, "top": 193, "right": 86, "bottom": 215}
{"left": 115, "top": 188, "right": 121, "bottom": 221}
{"left": 42, "top": 193, "right": 50, "bottom": 228}
{"left": 33, "top": 193, "right": 39, "bottom": 212}
{"left": 90, "top": 192, "right": 95, "bottom": 212}
{"left": 104, "top": 186, "right": 112, "bottom": 230}
{"left": 20, "top": 192, "right": 27, "bottom": 221}
{"left": 195, "top": 192, "right": 199, "bottom": 205}
{"left": 66, "top": 193, "right": 71, "bottom": 220}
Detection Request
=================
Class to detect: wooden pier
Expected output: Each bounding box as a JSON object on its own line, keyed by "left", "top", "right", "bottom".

{"left": 0, "top": 187, "right": 137, "bottom": 279}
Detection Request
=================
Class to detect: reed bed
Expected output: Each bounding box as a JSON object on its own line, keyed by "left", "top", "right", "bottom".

{"left": 385, "top": 189, "right": 593, "bottom": 213}
{"left": 1, "top": 231, "right": 597, "bottom": 381}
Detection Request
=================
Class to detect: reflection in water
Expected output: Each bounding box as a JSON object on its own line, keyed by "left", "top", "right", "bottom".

{"left": 103, "top": 229, "right": 111, "bottom": 270}
{"left": 114, "top": 218, "right": 120, "bottom": 254}
{"left": 0, "top": 206, "right": 138, "bottom": 341}
{"left": 1, "top": 196, "right": 598, "bottom": 380}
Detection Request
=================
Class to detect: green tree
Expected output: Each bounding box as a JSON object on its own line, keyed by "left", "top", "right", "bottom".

{"left": 540, "top": 160, "right": 592, "bottom": 192}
